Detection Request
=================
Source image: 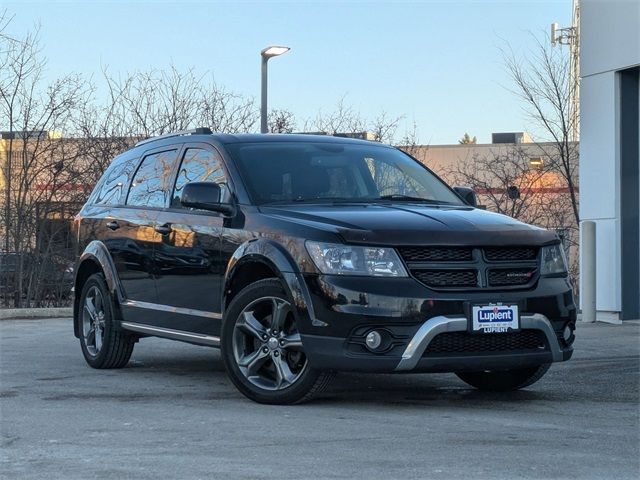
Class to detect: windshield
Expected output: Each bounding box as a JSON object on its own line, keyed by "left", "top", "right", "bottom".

{"left": 227, "top": 142, "right": 464, "bottom": 206}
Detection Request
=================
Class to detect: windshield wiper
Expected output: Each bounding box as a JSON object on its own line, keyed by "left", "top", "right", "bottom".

{"left": 376, "top": 194, "right": 445, "bottom": 203}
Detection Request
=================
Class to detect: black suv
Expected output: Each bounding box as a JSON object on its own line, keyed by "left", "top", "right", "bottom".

{"left": 73, "top": 129, "right": 576, "bottom": 404}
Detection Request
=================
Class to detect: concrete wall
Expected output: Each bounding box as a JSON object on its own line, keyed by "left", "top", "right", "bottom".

{"left": 580, "top": 0, "right": 640, "bottom": 320}
{"left": 581, "top": 0, "right": 640, "bottom": 78}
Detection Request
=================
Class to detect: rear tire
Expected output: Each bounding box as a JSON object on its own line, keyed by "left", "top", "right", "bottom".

{"left": 456, "top": 364, "right": 550, "bottom": 391}
{"left": 221, "top": 278, "right": 333, "bottom": 404}
{"left": 78, "top": 273, "right": 135, "bottom": 369}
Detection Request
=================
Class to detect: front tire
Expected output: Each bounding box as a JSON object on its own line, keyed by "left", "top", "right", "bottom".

{"left": 456, "top": 364, "right": 550, "bottom": 391}
{"left": 78, "top": 273, "right": 135, "bottom": 369}
{"left": 221, "top": 279, "right": 333, "bottom": 404}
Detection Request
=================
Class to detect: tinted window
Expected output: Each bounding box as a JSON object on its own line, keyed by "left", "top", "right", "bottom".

{"left": 171, "top": 148, "right": 226, "bottom": 207}
{"left": 227, "top": 142, "right": 463, "bottom": 206}
{"left": 92, "top": 155, "right": 137, "bottom": 206}
{"left": 126, "top": 150, "right": 178, "bottom": 208}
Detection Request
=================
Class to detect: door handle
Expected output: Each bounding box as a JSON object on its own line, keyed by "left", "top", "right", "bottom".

{"left": 154, "top": 223, "right": 172, "bottom": 235}
{"left": 106, "top": 221, "right": 120, "bottom": 231}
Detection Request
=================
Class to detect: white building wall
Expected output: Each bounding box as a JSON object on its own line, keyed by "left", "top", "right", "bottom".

{"left": 580, "top": 0, "right": 640, "bottom": 320}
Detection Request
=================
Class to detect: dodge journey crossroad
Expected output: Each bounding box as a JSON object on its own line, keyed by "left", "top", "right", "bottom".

{"left": 73, "top": 129, "right": 576, "bottom": 404}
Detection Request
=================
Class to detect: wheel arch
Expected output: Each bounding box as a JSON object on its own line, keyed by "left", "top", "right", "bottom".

{"left": 73, "top": 241, "right": 123, "bottom": 338}
{"left": 222, "top": 238, "right": 318, "bottom": 333}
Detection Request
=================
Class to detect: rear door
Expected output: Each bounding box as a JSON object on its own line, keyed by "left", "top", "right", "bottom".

{"left": 152, "top": 143, "right": 227, "bottom": 335}
{"left": 79, "top": 152, "right": 158, "bottom": 306}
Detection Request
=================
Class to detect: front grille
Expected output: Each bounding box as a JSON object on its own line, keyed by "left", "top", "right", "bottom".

{"left": 399, "top": 245, "right": 539, "bottom": 291}
{"left": 424, "top": 330, "right": 547, "bottom": 356}
{"left": 485, "top": 247, "right": 538, "bottom": 262}
{"left": 398, "top": 247, "right": 472, "bottom": 262}
{"left": 488, "top": 268, "right": 538, "bottom": 286}
{"left": 412, "top": 269, "right": 477, "bottom": 288}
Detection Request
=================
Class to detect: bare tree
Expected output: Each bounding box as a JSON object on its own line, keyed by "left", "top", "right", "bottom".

{"left": 503, "top": 35, "right": 579, "bottom": 225}
{"left": 302, "top": 97, "right": 403, "bottom": 143}
{"left": 268, "top": 108, "right": 296, "bottom": 133}
{"left": 397, "top": 120, "right": 422, "bottom": 157}
{"left": 0, "top": 22, "right": 89, "bottom": 306}
{"left": 449, "top": 144, "right": 579, "bottom": 286}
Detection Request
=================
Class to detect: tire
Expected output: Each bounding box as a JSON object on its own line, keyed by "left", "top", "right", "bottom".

{"left": 456, "top": 364, "right": 551, "bottom": 392}
{"left": 221, "top": 278, "right": 333, "bottom": 405}
{"left": 78, "top": 273, "right": 135, "bottom": 369}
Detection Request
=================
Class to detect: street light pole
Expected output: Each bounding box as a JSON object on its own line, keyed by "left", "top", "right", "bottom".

{"left": 260, "top": 46, "right": 290, "bottom": 134}
{"left": 260, "top": 55, "right": 269, "bottom": 134}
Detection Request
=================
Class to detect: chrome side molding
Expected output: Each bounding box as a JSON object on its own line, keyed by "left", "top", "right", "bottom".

{"left": 121, "top": 299, "right": 222, "bottom": 319}
{"left": 120, "top": 321, "right": 220, "bottom": 347}
{"left": 395, "top": 313, "right": 563, "bottom": 371}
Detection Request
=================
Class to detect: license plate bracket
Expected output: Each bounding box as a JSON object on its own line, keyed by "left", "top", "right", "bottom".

{"left": 469, "top": 303, "right": 520, "bottom": 333}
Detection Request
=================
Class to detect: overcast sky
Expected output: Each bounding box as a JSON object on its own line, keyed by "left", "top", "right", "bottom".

{"left": 4, "top": 0, "right": 572, "bottom": 144}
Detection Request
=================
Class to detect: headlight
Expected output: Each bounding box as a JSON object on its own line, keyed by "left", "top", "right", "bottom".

{"left": 305, "top": 241, "right": 408, "bottom": 277}
{"left": 540, "top": 244, "right": 567, "bottom": 275}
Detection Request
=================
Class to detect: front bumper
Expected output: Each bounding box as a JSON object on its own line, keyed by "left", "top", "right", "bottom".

{"left": 302, "top": 313, "right": 573, "bottom": 373}
{"left": 298, "top": 274, "right": 575, "bottom": 373}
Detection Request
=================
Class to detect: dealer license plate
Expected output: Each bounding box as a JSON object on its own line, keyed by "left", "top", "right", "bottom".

{"left": 471, "top": 304, "right": 519, "bottom": 333}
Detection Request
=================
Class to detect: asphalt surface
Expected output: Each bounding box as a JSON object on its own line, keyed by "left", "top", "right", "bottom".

{"left": 1, "top": 318, "right": 638, "bottom": 480}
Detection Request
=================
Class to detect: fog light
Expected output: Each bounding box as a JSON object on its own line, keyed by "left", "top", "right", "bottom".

{"left": 365, "top": 330, "right": 382, "bottom": 351}
{"left": 563, "top": 325, "right": 572, "bottom": 341}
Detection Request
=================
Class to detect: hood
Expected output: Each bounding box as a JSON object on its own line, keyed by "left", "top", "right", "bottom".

{"left": 259, "top": 203, "right": 557, "bottom": 246}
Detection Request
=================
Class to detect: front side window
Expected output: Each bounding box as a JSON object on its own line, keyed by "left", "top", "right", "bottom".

{"left": 171, "top": 148, "right": 226, "bottom": 208}
{"left": 126, "top": 150, "right": 178, "bottom": 208}
{"left": 227, "top": 142, "right": 463, "bottom": 206}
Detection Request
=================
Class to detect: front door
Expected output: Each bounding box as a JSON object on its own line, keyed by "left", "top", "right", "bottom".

{"left": 153, "top": 144, "right": 227, "bottom": 335}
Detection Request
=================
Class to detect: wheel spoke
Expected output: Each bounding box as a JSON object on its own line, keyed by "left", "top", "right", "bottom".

{"left": 86, "top": 326, "right": 96, "bottom": 346}
{"left": 272, "top": 355, "right": 296, "bottom": 388}
{"left": 270, "top": 299, "right": 289, "bottom": 331}
{"left": 84, "top": 297, "right": 97, "bottom": 322}
{"left": 94, "top": 291, "right": 103, "bottom": 314}
{"left": 238, "top": 348, "right": 270, "bottom": 375}
{"left": 238, "top": 311, "right": 267, "bottom": 340}
{"left": 94, "top": 326, "right": 102, "bottom": 351}
{"left": 281, "top": 332, "right": 302, "bottom": 350}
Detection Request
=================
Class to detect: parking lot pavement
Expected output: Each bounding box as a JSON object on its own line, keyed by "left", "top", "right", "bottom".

{"left": 1, "top": 319, "right": 638, "bottom": 480}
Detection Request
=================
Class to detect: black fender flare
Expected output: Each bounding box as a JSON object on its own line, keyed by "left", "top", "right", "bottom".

{"left": 73, "top": 241, "right": 124, "bottom": 337}
{"left": 222, "top": 238, "right": 323, "bottom": 333}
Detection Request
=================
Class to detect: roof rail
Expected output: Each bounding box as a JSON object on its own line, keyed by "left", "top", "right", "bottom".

{"left": 135, "top": 127, "right": 213, "bottom": 147}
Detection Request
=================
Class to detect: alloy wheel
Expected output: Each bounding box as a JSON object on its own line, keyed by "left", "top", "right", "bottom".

{"left": 232, "top": 296, "right": 307, "bottom": 391}
{"left": 82, "top": 285, "right": 106, "bottom": 356}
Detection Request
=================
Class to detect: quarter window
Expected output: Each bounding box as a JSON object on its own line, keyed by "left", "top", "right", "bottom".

{"left": 172, "top": 148, "right": 225, "bottom": 207}
{"left": 127, "top": 150, "right": 178, "bottom": 208}
{"left": 92, "top": 156, "right": 137, "bottom": 206}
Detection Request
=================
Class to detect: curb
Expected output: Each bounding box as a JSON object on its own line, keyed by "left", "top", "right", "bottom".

{"left": 0, "top": 307, "right": 72, "bottom": 320}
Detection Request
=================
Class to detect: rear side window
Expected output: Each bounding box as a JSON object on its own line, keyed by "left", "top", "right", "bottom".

{"left": 171, "top": 148, "right": 226, "bottom": 208}
{"left": 127, "top": 150, "right": 178, "bottom": 208}
{"left": 92, "top": 156, "right": 137, "bottom": 206}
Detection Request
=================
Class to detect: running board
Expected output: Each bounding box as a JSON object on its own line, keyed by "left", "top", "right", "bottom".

{"left": 120, "top": 321, "right": 220, "bottom": 347}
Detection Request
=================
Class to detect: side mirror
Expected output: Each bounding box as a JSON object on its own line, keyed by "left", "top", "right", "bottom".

{"left": 180, "top": 182, "right": 234, "bottom": 216}
{"left": 453, "top": 186, "right": 478, "bottom": 207}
